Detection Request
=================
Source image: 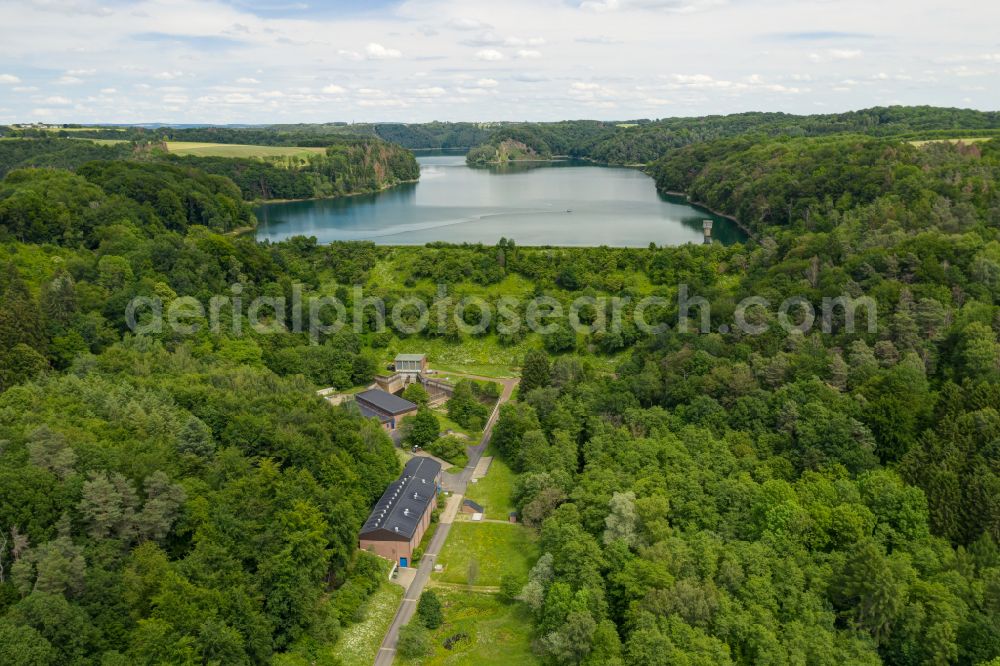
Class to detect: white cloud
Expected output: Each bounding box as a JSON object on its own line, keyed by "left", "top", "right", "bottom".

{"left": 462, "top": 31, "right": 504, "bottom": 47}
{"left": 504, "top": 36, "right": 545, "bottom": 47}
{"left": 42, "top": 96, "right": 72, "bottom": 105}
{"left": 411, "top": 86, "right": 446, "bottom": 97}
{"left": 358, "top": 98, "right": 408, "bottom": 107}
{"left": 576, "top": 35, "right": 622, "bottom": 44}
{"left": 830, "top": 49, "right": 863, "bottom": 60}
{"left": 366, "top": 43, "right": 402, "bottom": 59}
{"left": 810, "top": 49, "right": 864, "bottom": 63}
{"left": 579, "top": 0, "right": 720, "bottom": 13}
{"left": 447, "top": 18, "right": 491, "bottom": 31}
{"left": 0, "top": 0, "right": 992, "bottom": 122}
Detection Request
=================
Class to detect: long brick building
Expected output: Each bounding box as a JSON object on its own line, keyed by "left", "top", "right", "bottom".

{"left": 358, "top": 456, "right": 442, "bottom": 567}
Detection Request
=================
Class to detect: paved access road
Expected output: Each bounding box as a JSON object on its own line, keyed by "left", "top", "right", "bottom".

{"left": 373, "top": 373, "right": 518, "bottom": 666}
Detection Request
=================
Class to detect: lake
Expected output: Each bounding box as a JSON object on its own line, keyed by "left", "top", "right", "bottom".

{"left": 254, "top": 151, "right": 747, "bottom": 247}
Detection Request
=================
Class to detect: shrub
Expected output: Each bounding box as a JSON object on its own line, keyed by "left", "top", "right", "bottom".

{"left": 397, "top": 623, "right": 431, "bottom": 658}
{"left": 416, "top": 590, "right": 443, "bottom": 629}
{"left": 427, "top": 435, "right": 469, "bottom": 467}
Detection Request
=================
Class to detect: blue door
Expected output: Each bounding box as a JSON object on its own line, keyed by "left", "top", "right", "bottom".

{"left": 400, "top": 557, "right": 408, "bottom": 568}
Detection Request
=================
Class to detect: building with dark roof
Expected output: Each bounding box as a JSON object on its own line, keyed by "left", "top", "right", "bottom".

{"left": 354, "top": 388, "right": 418, "bottom": 432}
{"left": 359, "top": 456, "right": 442, "bottom": 567}
{"left": 461, "top": 498, "right": 484, "bottom": 515}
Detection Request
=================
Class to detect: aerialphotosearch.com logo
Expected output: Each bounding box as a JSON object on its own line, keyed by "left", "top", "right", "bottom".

{"left": 124, "top": 283, "right": 878, "bottom": 341}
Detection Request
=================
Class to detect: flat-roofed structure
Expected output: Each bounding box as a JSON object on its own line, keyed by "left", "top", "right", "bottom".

{"left": 394, "top": 353, "right": 428, "bottom": 375}
{"left": 359, "top": 457, "right": 442, "bottom": 567}
{"left": 355, "top": 388, "right": 418, "bottom": 431}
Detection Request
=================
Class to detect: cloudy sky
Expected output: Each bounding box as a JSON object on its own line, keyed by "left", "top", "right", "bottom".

{"left": 0, "top": 0, "right": 998, "bottom": 124}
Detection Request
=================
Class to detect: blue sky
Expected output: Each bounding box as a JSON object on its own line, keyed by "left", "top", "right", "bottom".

{"left": 0, "top": 0, "right": 997, "bottom": 124}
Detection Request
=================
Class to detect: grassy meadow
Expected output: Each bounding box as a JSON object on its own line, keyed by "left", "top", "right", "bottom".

{"left": 432, "top": 522, "right": 539, "bottom": 587}
{"left": 331, "top": 580, "right": 404, "bottom": 666}
{"left": 394, "top": 590, "right": 540, "bottom": 665}
{"left": 464, "top": 457, "right": 517, "bottom": 520}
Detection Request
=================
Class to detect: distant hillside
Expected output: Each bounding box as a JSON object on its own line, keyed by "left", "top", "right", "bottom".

{"left": 464, "top": 106, "right": 1000, "bottom": 165}
{"left": 2, "top": 122, "right": 493, "bottom": 151}
{"left": 171, "top": 139, "right": 419, "bottom": 201}
{"left": 0, "top": 136, "right": 419, "bottom": 202}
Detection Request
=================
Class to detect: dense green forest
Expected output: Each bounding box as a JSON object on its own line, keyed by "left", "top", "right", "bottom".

{"left": 0, "top": 137, "right": 419, "bottom": 202}
{"left": 468, "top": 133, "right": 1000, "bottom": 664}
{"left": 170, "top": 140, "right": 419, "bottom": 201}
{"left": 465, "top": 106, "right": 1000, "bottom": 165}
{"left": 2, "top": 110, "right": 1000, "bottom": 664}
{"left": 0, "top": 155, "right": 413, "bottom": 663}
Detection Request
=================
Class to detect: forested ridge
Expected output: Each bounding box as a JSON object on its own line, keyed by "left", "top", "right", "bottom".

{"left": 464, "top": 106, "right": 1000, "bottom": 165}
{"left": 1, "top": 122, "right": 494, "bottom": 151}
{"left": 0, "top": 136, "right": 419, "bottom": 202}
{"left": 169, "top": 140, "right": 420, "bottom": 201}
{"left": 2, "top": 112, "right": 1000, "bottom": 664}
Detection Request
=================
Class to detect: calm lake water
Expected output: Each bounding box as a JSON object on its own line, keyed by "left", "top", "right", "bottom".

{"left": 254, "top": 151, "right": 747, "bottom": 247}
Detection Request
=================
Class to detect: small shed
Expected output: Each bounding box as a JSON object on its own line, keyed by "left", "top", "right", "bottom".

{"left": 461, "top": 498, "right": 484, "bottom": 515}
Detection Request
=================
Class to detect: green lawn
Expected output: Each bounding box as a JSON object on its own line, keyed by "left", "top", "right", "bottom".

{"left": 464, "top": 457, "right": 516, "bottom": 520}
{"left": 394, "top": 589, "right": 540, "bottom": 666}
{"left": 331, "top": 580, "right": 404, "bottom": 666}
{"left": 164, "top": 141, "right": 327, "bottom": 160}
{"left": 433, "top": 522, "right": 538, "bottom": 587}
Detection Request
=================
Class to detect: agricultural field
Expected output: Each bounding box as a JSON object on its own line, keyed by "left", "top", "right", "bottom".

{"left": 164, "top": 140, "right": 327, "bottom": 159}
{"left": 908, "top": 136, "right": 996, "bottom": 146}
{"left": 394, "top": 590, "right": 540, "bottom": 665}
{"left": 432, "top": 522, "right": 539, "bottom": 587}
{"left": 464, "top": 457, "right": 517, "bottom": 520}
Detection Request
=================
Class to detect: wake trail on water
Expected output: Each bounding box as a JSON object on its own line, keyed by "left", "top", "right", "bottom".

{"left": 348, "top": 207, "right": 570, "bottom": 240}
